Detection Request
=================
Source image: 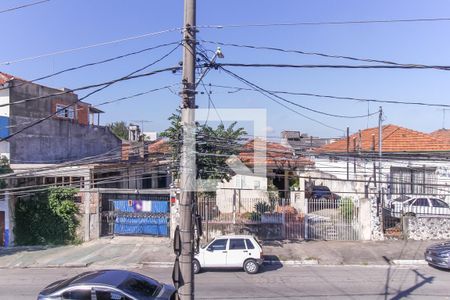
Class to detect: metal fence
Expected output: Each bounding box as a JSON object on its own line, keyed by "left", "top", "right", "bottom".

{"left": 197, "top": 196, "right": 305, "bottom": 240}
{"left": 305, "top": 198, "right": 361, "bottom": 240}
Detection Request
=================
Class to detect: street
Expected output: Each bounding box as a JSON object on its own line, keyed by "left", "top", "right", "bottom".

{"left": 1, "top": 264, "right": 449, "bottom": 300}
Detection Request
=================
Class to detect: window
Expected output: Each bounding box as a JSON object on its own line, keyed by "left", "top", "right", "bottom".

{"left": 208, "top": 239, "right": 227, "bottom": 251}
{"left": 229, "top": 239, "right": 246, "bottom": 250}
{"left": 118, "top": 276, "right": 159, "bottom": 300}
{"left": 62, "top": 289, "right": 91, "bottom": 300}
{"left": 245, "top": 239, "right": 255, "bottom": 249}
{"left": 412, "top": 198, "right": 429, "bottom": 207}
{"left": 56, "top": 104, "right": 75, "bottom": 119}
{"left": 430, "top": 198, "right": 449, "bottom": 208}
{"left": 95, "top": 290, "right": 131, "bottom": 300}
{"left": 390, "top": 166, "right": 437, "bottom": 196}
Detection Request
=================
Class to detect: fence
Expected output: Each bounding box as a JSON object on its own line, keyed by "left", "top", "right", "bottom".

{"left": 305, "top": 198, "right": 361, "bottom": 240}
{"left": 197, "top": 195, "right": 304, "bottom": 240}
{"left": 101, "top": 195, "right": 170, "bottom": 237}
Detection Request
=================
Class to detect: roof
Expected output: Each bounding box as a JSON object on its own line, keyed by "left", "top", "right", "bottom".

{"left": 239, "top": 139, "right": 313, "bottom": 168}
{"left": 148, "top": 138, "right": 171, "bottom": 154}
{"left": 318, "top": 124, "right": 450, "bottom": 153}
{"left": 430, "top": 129, "right": 450, "bottom": 145}
{"left": 0, "top": 72, "right": 16, "bottom": 85}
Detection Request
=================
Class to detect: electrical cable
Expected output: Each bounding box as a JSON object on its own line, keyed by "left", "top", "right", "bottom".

{"left": 197, "top": 17, "right": 450, "bottom": 29}
{"left": 209, "top": 83, "right": 450, "bottom": 109}
{"left": 0, "top": 28, "right": 182, "bottom": 66}
{"left": 217, "top": 62, "right": 450, "bottom": 71}
{"left": 1, "top": 44, "right": 182, "bottom": 142}
{"left": 0, "top": 41, "right": 181, "bottom": 91}
{"left": 0, "top": 0, "right": 49, "bottom": 14}
{"left": 201, "top": 40, "right": 450, "bottom": 71}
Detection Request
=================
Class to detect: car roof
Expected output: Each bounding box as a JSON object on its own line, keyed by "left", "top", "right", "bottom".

{"left": 214, "top": 235, "right": 257, "bottom": 239}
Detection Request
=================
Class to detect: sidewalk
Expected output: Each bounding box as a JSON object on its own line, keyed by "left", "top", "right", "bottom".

{"left": 0, "top": 236, "right": 441, "bottom": 268}
{"left": 261, "top": 239, "right": 436, "bottom": 265}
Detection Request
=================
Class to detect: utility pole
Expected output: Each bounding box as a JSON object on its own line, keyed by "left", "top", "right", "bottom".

{"left": 178, "top": 0, "right": 196, "bottom": 299}
{"left": 378, "top": 106, "right": 383, "bottom": 217}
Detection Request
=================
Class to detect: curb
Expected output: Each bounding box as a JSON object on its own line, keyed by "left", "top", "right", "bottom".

{"left": 264, "top": 260, "right": 319, "bottom": 265}
{"left": 392, "top": 259, "right": 427, "bottom": 265}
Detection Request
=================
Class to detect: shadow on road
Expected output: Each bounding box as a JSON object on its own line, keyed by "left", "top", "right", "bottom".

{"left": 390, "top": 269, "right": 434, "bottom": 300}
{"left": 0, "top": 245, "right": 59, "bottom": 257}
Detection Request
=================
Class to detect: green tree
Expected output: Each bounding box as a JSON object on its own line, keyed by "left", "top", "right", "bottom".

{"left": 14, "top": 187, "right": 80, "bottom": 245}
{"left": 0, "top": 157, "right": 12, "bottom": 189}
{"left": 160, "top": 112, "right": 247, "bottom": 184}
{"left": 107, "top": 121, "right": 129, "bottom": 140}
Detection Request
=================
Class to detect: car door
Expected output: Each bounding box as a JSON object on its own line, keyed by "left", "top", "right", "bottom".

{"left": 203, "top": 238, "right": 228, "bottom": 267}
{"left": 226, "top": 239, "right": 248, "bottom": 267}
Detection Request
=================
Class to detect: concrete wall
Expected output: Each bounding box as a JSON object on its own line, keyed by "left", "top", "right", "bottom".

{"left": 9, "top": 116, "right": 121, "bottom": 163}
{"left": 403, "top": 216, "right": 450, "bottom": 240}
{"left": 7, "top": 80, "right": 121, "bottom": 163}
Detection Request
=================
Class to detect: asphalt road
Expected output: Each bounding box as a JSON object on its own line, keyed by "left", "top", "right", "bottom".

{"left": 1, "top": 264, "right": 449, "bottom": 300}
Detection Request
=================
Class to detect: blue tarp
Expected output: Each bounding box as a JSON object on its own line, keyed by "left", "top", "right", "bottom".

{"left": 112, "top": 200, "right": 169, "bottom": 236}
{"left": 114, "top": 217, "right": 168, "bottom": 236}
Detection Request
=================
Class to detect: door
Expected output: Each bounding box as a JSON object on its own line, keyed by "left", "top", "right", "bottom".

{"left": 227, "top": 238, "right": 248, "bottom": 267}
{"left": 0, "top": 211, "right": 4, "bottom": 247}
{"left": 203, "top": 238, "right": 228, "bottom": 267}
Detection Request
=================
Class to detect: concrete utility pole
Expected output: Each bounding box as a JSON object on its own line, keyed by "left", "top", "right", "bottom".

{"left": 178, "top": 0, "right": 196, "bottom": 298}
{"left": 378, "top": 106, "right": 383, "bottom": 216}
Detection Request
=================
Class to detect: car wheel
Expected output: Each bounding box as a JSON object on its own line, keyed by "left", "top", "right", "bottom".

{"left": 244, "top": 259, "right": 259, "bottom": 274}
{"left": 193, "top": 259, "right": 201, "bottom": 274}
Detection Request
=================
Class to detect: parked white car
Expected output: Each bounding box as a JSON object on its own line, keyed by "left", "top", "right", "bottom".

{"left": 193, "top": 235, "right": 264, "bottom": 274}
{"left": 390, "top": 196, "right": 450, "bottom": 218}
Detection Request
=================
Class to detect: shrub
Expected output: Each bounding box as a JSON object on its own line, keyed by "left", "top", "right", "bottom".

{"left": 14, "top": 187, "right": 79, "bottom": 245}
{"left": 340, "top": 197, "right": 355, "bottom": 221}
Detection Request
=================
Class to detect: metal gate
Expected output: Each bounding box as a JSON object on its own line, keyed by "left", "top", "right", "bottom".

{"left": 101, "top": 196, "right": 170, "bottom": 237}
{"left": 305, "top": 198, "right": 361, "bottom": 240}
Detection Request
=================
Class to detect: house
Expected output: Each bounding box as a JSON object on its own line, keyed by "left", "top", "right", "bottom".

{"left": 281, "top": 130, "right": 336, "bottom": 154}
{"left": 311, "top": 124, "right": 450, "bottom": 203}
{"left": 0, "top": 72, "right": 121, "bottom": 164}
{"left": 0, "top": 72, "right": 124, "bottom": 246}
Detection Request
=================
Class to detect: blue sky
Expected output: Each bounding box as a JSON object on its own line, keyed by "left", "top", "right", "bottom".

{"left": 2, "top": 0, "right": 450, "bottom": 138}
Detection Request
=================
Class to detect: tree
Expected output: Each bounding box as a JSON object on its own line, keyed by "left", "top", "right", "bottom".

{"left": 107, "top": 121, "right": 129, "bottom": 140}
{"left": 160, "top": 112, "right": 247, "bottom": 184}
{"left": 14, "top": 187, "right": 79, "bottom": 245}
{"left": 0, "top": 157, "right": 12, "bottom": 189}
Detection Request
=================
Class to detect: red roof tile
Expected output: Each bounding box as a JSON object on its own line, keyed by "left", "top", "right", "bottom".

{"left": 0, "top": 72, "right": 15, "bottom": 85}
{"left": 318, "top": 124, "right": 450, "bottom": 153}
{"left": 430, "top": 129, "right": 450, "bottom": 145}
{"left": 239, "top": 139, "right": 313, "bottom": 168}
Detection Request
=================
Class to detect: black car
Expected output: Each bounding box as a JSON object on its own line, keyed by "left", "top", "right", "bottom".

{"left": 306, "top": 185, "right": 340, "bottom": 201}
{"left": 37, "top": 269, "right": 176, "bottom": 300}
{"left": 425, "top": 241, "right": 450, "bottom": 269}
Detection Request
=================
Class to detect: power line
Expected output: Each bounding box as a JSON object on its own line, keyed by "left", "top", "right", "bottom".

{"left": 215, "top": 65, "right": 376, "bottom": 119}
{"left": 0, "top": 28, "right": 182, "bottom": 66}
{"left": 197, "top": 17, "right": 450, "bottom": 29}
{"left": 0, "top": 43, "right": 182, "bottom": 109}
{"left": 0, "top": 41, "right": 181, "bottom": 91}
{"left": 0, "top": 0, "right": 49, "bottom": 14}
{"left": 218, "top": 66, "right": 344, "bottom": 132}
{"left": 209, "top": 83, "right": 450, "bottom": 109}
{"left": 1, "top": 44, "right": 182, "bottom": 142}
{"left": 217, "top": 62, "right": 450, "bottom": 71}
{"left": 200, "top": 40, "right": 450, "bottom": 71}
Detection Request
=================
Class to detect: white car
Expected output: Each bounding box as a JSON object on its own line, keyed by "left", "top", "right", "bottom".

{"left": 193, "top": 235, "right": 264, "bottom": 274}
{"left": 390, "top": 196, "right": 450, "bottom": 218}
